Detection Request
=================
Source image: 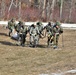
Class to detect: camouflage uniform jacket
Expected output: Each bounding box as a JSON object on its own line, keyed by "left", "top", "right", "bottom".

{"left": 45, "top": 25, "right": 53, "bottom": 36}
{"left": 53, "top": 25, "right": 63, "bottom": 35}
{"left": 36, "top": 25, "right": 43, "bottom": 34}
{"left": 8, "top": 21, "right": 16, "bottom": 30}
{"left": 30, "top": 26, "right": 39, "bottom": 36}
{"left": 15, "top": 23, "right": 23, "bottom": 33}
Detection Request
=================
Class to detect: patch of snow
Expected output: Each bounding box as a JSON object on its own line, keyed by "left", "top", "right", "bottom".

{"left": 0, "top": 21, "right": 76, "bottom": 29}
{"left": 39, "top": 69, "right": 76, "bottom": 75}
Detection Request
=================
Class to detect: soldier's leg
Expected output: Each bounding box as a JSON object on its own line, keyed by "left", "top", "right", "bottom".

{"left": 12, "top": 29, "right": 15, "bottom": 35}
{"left": 47, "top": 32, "right": 51, "bottom": 47}
{"left": 53, "top": 34, "right": 57, "bottom": 49}
{"left": 29, "top": 35, "right": 34, "bottom": 47}
{"left": 29, "top": 34, "right": 31, "bottom": 45}
{"left": 53, "top": 34, "right": 59, "bottom": 49}
{"left": 50, "top": 35, "right": 54, "bottom": 46}
{"left": 23, "top": 34, "right": 26, "bottom": 44}
{"left": 22, "top": 34, "right": 26, "bottom": 45}
{"left": 22, "top": 34, "right": 25, "bottom": 44}
{"left": 47, "top": 36, "right": 50, "bottom": 47}
{"left": 34, "top": 35, "right": 38, "bottom": 47}
{"left": 33, "top": 35, "right": 36, "bottom": 47}
{"left": 9, "top": 29, "right": 12, "bottom": 36}
{"left": 37, "top": 35, "right": 39, "bottom": 45}
{"left": 20, "top": 34, "right": 26, "bottom": 46}
{"left": 17, "top": 34, "right": 22, "bottom": 45}
{"left": 56, "top": 35, "right": 59, "bottom": 46}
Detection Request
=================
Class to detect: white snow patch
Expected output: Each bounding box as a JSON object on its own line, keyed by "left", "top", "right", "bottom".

{"left": 39, "top": 69, "right": 76, "bottom": 75}
{"left": 0, "top": 21, "right": 76, "bottom": 29}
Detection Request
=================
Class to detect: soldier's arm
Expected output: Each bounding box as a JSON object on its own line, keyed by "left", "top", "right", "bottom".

{"left": 29, "top": 28, "right": 32, "bottom": 35}
{"left": 59, "top": 26, "right": 63, "bottom": 34}
{"left": 8, "top": 22, "right": 11, "bottom": 29}
{"left": 24, "top": 26, "right": 28, "bottom": 34}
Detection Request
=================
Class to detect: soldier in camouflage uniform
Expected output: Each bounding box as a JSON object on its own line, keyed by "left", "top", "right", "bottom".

{"left": 8, "top": 18, "right": 16, "bottom": 36}
{"left": 20, "top": 24, "right": 27, "bottom": 47}
{"left": 53, "top": 21, "right": 63, "bottom": 49}
{"left": 28, "top": 24, "right": 34, "bottom": 45}
{"left": 44, "top": 22, "right": 54, "bottom": 47}
{"left": 15, "top": 21, "right": 27, "bottom": 46}
{"left": 29, "top": 24, "right": 39, "bottom": 47}
{"left": 36, "top": 22, "right": 44, "bottom": 44}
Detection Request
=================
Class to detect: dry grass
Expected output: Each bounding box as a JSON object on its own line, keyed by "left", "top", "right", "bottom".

{"left": 0, "top": 26, "right": 76, "bottom": 75}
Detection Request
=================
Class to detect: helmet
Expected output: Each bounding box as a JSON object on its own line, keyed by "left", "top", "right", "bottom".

{"left": 56, "top": 21, "right": 61, "bottom": 26}
{"left": 37, "top": 22, "right": 40, "bottom": 25}
{"left": 19, "top": 21, "right": 23, "bottom": 24}
{"left": 11, "top": 18, "right": 15, "bottom": 22}
{"left": 37, "top": 22, "right": 42, "bottom": 25}
{"left": 48, "top": 22, "right": 51, "bottom": 26}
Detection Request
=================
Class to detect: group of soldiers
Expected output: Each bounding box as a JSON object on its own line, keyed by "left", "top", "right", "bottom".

{"left": 7, "top": 18, "right": 63, "bottom": 49}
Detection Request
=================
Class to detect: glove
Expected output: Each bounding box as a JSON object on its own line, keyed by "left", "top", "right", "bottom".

{"left": 60, "top": 30, "right": 63, "bottom": 33}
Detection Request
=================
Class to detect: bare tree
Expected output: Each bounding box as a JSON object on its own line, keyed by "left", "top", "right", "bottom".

{"left": 45, "top": 0, "right": 51, "bottom": 21}
{"left": 50, "top": 0, "right": 55, "bottom": 20}
{"left": 42, "top": 0, "right": 47, "bottom": 19}
{"left": 60, "top": 0, "right": 64, "bottom": 21}
{"left": 8, "top": 0, "right": 22, "bottom": 20}
{"left": 8, "top": 0, "right": 18, "bottom": 12}
{"left": 19, "top": 1, "right": 21, "bottom": 20}
{"left": 16, "top": 0, "right": 18, "bottom": 7}
{"left": 29, "top": 0, "right": 32, "bottom": 2}
{"left": 8, "top": 0, "right": 18, "bottom": 19}
{"left": 69, "top": 0, "right": 74, "bottom": 22}
{"left": 38, "top": 0, "right": 43, "bottom": 9}
{"left": 1, "top": 0, "right": 5, "bottom": 20}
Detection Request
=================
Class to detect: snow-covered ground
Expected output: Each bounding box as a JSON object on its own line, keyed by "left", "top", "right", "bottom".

{"left": 0, "top": 21, "right": 76, "bottom": 29}
{"left": 61, "top": 23, "right": 76, "bottom": 29}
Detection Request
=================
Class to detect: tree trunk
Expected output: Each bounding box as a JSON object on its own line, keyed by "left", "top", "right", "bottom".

{"left": 46, "top": 0, "right": 51, "bottom": 21}
{"left": 42, "top": 0, "right": 47, "bottom": 19}
{"left": 1, "top": 0, "right": 5, "bottom": 20}
{"left": 60, "top": 0, "right": 63, "bottom": 21}
{"left": 19, "top": 1, "right": 21, "bottom": 20}
{"left": 50, "top": 0, "right": 55, "bottom": 20}
{"left": 69, "top": 0, "right": 74, "bottom": 22}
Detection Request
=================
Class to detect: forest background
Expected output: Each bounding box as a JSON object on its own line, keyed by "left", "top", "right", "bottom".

{"left": 0, "top": 0, "right": 76, "bottom": 23}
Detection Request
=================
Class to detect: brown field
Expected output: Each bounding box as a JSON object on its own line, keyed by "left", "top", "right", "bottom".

{"left": 0, "top": 26, "right": 76, "bottom": 75}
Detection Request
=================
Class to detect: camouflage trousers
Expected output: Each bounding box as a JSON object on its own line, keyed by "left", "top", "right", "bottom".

{"left": 9, "top": 28, "right": 15, "bottom": 36}
{"left": 17, "top": 33, "right": 26, "bottom": 46}
{"left": 53, "top": 33, "right": 59, "bottom": 46}
{"left": 47, "top": 32, "right": 54, "bottom": 46}
{"left": 30, "top": 34, "right": 39, "bottom": 47}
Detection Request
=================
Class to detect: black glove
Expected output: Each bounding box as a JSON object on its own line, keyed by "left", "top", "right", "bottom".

{"left": 60, "top": 30, "right": 63, "bottom": 33}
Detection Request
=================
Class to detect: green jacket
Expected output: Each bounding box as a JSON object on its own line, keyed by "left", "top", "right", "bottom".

{"left": 8, "top": 21, "right": 16, "bottom": 30}
{"left": 53, "top": 25, "right": 63, "bottom": 35}
{"left": 15, "top": 23, "right": 27, "bottom": 34}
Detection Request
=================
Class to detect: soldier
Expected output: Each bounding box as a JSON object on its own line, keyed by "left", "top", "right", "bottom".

{"left": 36, "top": 22, "right": 44, "bottom": 37}
{"left": 15, "top": 21, "right": 27, "bottom": 46}
{"left": 8, "top": 18, "right": 16, "bottom": 36}
{"left": 27, "top": 24, "right": 34, "bottom": 32}
{"left": 21, "top": 24, "right": 27, "bottom": 47}
{"left": 44, "top": 22, "right": 54, "bottom": 47}
{"left": 53, "top": 21, "right": 63, "bottom": 49}
{"left": 36, "top": 22, "right": 44, "bottom": 45}
{"left": 28, "top": 24, "right": 35, "bottom": 45}
{"left": 29, "top": 24, "right": 39, "bottom": 47}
